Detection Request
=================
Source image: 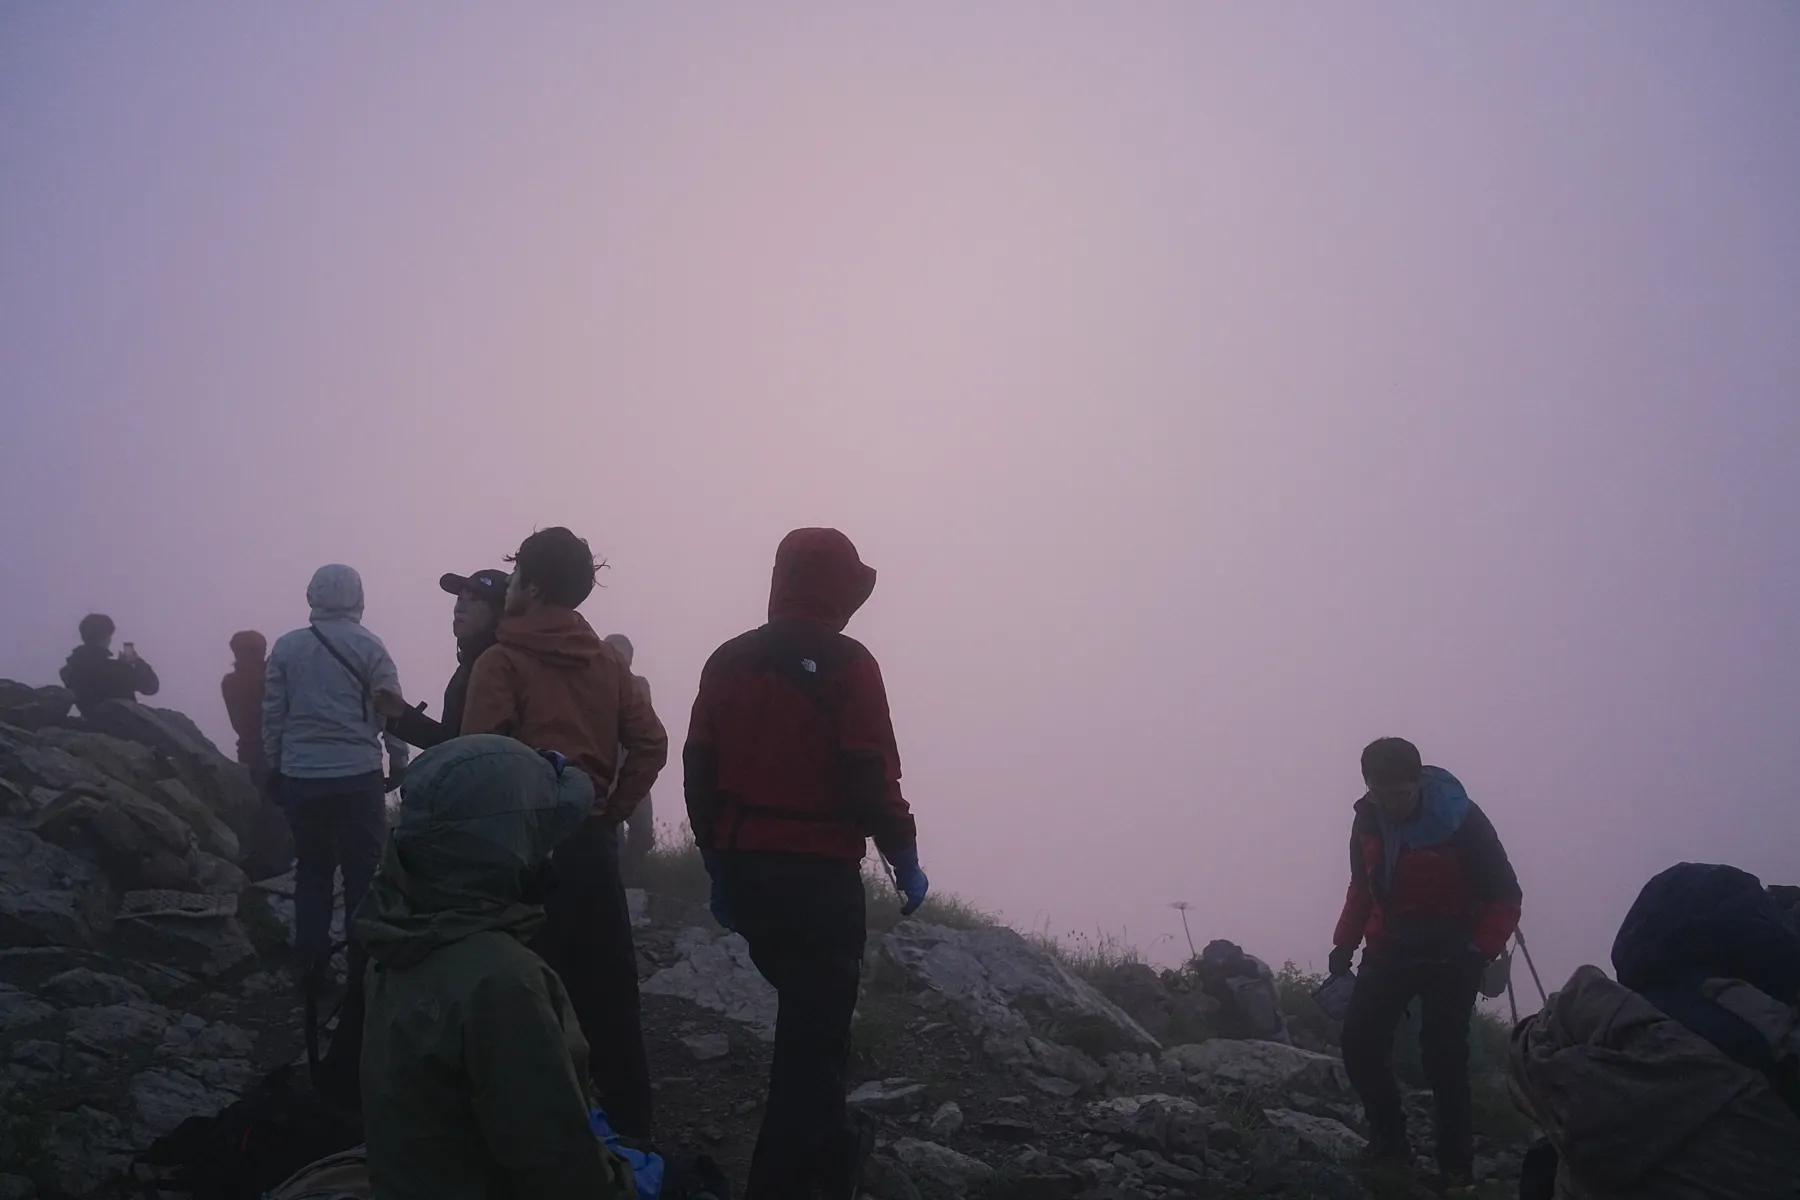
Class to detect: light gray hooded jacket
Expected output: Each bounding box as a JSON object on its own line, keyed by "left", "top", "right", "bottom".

{"left": 264, "top": 565, "right": 410, "bottom": 780}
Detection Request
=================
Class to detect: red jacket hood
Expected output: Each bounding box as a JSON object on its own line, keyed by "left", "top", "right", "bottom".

{"left": 228, "top": 630, "right": 267, "bottom": 670}
{"left": 496, "top": 606, "right": 606, "bottom": 668}
{"left": 768, "top": 528, "right": 876, "bottom": 633}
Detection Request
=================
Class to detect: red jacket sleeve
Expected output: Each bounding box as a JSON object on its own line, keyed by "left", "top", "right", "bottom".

{"left": 1334, "top": 881, "right": 1374, "bottom": 951}
{"left": 839, "top": 654, "right": 915, "bottom": 855}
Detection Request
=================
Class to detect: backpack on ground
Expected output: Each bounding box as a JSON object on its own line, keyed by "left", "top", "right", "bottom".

{"left": 135, "top": 952, "right": 363, "bottom": 1199}
{"left": 264, "top": 1147, "right": 370, "bottom": 1200}
{"left": 133, "top": 1064, "right": 361, "bottom": 1200}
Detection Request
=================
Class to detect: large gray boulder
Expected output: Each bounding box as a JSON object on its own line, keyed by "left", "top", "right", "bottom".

{"left": 32, "top": 728, "right": 161, "bottom": 792}
{"left": 151, "top": 780, "right": 241, "bottom": 863}
{"left": 876, "top": 923, "right": 1160, "bottom": 1057}
{"left": 33, "top": 786, "right": 200, "bottom": 892}
{"left": 1261, "top": 1109, "right": 1363, "bottom": 1161}
{"left": 0, "top": 724, "right": 117, "bottom": 795}
{"left": 641, "top": 929, "right": 779, "bottom": 1037}
{"left": 0, "top": 680, "right": 73, "bottom": 729}
{"left": 0, "top": 825, "right": 114, "bottom": 948}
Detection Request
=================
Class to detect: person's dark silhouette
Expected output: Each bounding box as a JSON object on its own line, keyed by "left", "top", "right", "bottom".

{"left": 61, "top": 613, "right": 160, "bottom": 716}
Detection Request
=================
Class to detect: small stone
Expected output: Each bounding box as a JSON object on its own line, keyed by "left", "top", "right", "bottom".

{"left": 891, "top": 1138, "right": 994, "bottom": 1193}
{"left": 683, "top": 1032, "right": 731, "bottom": 1062}
{"left": 927, "top": 1100, "right": 964, "bottom": 1139}
{"left": 732, "top": 1099, "right": 759, "bottom": 1117}
{"left": 1030, "top": 1074, "right": 1083, "bottom": 1099}
{"left": 701, "top": 1125, "right": 726, "bottom": 1144}
{"left": 849, "top": 1079, "right": 930, "bottom": 1114}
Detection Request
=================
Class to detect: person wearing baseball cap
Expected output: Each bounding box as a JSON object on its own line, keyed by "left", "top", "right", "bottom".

{"left": 376, "top": 568, "right": 510, "bottom": 749}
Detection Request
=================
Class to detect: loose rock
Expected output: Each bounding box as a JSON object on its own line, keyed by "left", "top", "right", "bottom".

{"left": 849, "top": 1078, "right": 930, "bottom": 1114}
{"left": 891, "top": 1138, "right": 995, "bottom": 1195}
{"left": 926, "top": 1100, "right": 964, "bottom": 1139}
{"left": 1261, "top": 1108, "right": 1364, "bottom": 1162}
{"left": 42, "top": 967, "right": 151, "bottom": 1008}
{"left": 682, "top": 1032, "right": 731, "bottom": 1062}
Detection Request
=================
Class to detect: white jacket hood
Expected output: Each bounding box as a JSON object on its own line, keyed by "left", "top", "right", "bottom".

{"left": 308, "top": 564, "right": 365, "bottom": 623}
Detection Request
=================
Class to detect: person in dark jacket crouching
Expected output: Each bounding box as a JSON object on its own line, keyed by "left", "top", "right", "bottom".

{"left": 1325, "top": 737, "right": 1521, "bottom": 1184}
{"left": 685, "top": 528, "right": 927, "bottom": 1200}
{"left": 358, "top": 735, "right": 635, "bottom": 1200}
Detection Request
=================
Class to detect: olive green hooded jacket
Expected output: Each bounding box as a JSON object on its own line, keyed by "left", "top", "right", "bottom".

{"left": 356, "top": 735, "right": 634, "bottom": 1200}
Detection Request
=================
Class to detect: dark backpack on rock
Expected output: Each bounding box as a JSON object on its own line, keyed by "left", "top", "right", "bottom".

{"left": 134, "top": 1064, "right": 361, "bottom": 1200}
{"left": 136, "top": 947, "right": 365, "bottom": 1199}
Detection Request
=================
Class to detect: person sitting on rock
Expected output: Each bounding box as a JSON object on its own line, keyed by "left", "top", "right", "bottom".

{"left": 685, "top": 527, "right": 928, "bottom": 1200}
{"left": 357, "top": 735, "right": 636, "bottom": 1200}
{"left": 1325, "top": 737, "right": 1521, "bottom": 1185}
{"left": 221, "top": 630, "right": 269, "bottom": 784}
{"left": 264, "top": 565, "right": 411, "bottom": 988}
{"left": 602, "top": 632, "right": 659, "bottom": 878}
{"left": 459, "top": 527, "right": 667, "bottom": 1140}
{"left": 61, "top": 612, "right": 160, "bottom": 716}
{"left": 1509, "top": 862, "right": 1800, "bottom": 1197}
{"left": 375, "top": 567, "right": 509, "bottom": 750}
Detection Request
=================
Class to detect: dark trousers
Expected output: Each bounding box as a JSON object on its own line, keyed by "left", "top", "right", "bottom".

{"left": 620, "top": 794, "right": 655, "bottom": 880}
{"left": 1341, "top": 953, "right": 1481, "bottom": 1173}
{"left": 730, "top": 853, "right": 868, "bottom": 1200}
{"left": 532, "top": 816, "right": 654, "bottom": 1138}
{"left": 288, "top": 774, "right": 387, "bottom": 969}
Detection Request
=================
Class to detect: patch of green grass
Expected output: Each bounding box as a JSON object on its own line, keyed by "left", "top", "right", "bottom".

{"left": 850, "top": 992, "right": 912, "bottom": 1073}
{"left": 1026, "top": 923, "right": 1147, "bottom": 983}
{"left": 628, "top": 824, "right": 713, "bottom": 904}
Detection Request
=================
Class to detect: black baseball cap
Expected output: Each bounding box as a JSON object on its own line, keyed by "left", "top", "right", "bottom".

{"left": 439, "top": 569, "right": 510, "bottom": 606}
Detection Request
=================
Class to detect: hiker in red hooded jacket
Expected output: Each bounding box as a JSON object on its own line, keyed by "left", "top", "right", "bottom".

{"left": 1327, "top": 737, "right": 1521, "bottom": 1186}
{"left": 685, "top": 528, "right": 926, "bottom": 1200}
{"left": 220, "top": 631, "right": 269, "bottom": 783}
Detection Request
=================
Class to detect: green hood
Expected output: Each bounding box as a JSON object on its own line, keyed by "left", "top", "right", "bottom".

{"left": 356, "top": 735, "right": 592, "bottom": 969}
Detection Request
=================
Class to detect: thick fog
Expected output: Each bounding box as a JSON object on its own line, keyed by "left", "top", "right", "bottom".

{"left": 4, "top": 3, "right": 1798, "bottom": 993}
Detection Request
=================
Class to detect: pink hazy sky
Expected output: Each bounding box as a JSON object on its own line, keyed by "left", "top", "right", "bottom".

{"left": 4, "top": 4, "right": 1798, "bottom": 991}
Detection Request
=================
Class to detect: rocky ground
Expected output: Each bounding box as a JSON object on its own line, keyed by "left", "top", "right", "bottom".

{"left": 0, "top": 680, "right": 1534, "bottom": 1198}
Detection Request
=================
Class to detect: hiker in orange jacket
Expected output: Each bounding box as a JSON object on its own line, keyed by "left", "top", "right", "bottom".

{"left": 460, "top": 527, "right": 667, "bottom": 1139}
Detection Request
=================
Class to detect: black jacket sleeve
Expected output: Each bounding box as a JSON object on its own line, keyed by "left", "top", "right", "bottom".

{"left": 387, "top": 704, "right": 451, "bottom": 751}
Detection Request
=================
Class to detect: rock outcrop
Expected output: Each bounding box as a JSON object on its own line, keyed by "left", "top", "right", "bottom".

{"left": 0, "top": 679, "right": 1534, "bottom": 1199}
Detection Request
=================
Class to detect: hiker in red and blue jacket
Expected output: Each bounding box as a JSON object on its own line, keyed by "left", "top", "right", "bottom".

{"left": 1326, "top": 737, "right": 1521, "bottom": 1186}
{"left": 685, "top": 527, "right": 927, "bottom": 1200}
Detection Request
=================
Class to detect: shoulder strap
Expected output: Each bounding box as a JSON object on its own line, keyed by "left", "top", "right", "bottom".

{"left": 308, "top": 625, "right": 373, "bottom": 719}
{"left": 1638, "top": 983, "right": 1800, "bottom": 1121}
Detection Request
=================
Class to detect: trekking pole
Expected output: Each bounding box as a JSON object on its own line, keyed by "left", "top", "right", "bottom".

{"left": 1514, "top": 926, "right": 1549, "bottom": 1006}
{"left": 1505, "top": 967, "right": 1520, "bottom": 1025}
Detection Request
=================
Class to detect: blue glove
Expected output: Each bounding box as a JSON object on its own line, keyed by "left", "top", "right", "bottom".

{"left": 700, "top": 850, "right": 734, "bottom": 931}
{"left": 888, "top": 846, "right": 929, "bottom": 917}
